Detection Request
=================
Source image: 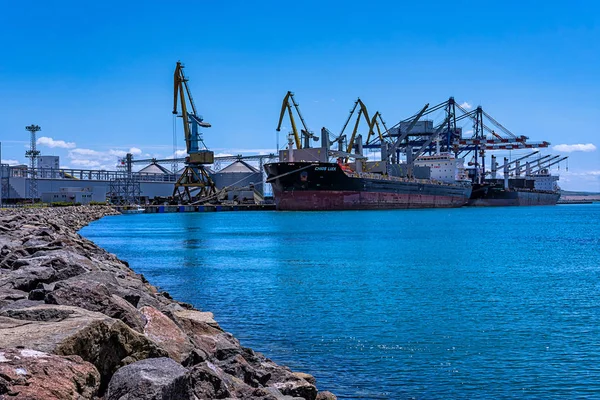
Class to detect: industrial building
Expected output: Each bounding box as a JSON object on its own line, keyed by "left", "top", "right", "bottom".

{"left": 40, "top": 187, "right": 106, "bottom": 205}
{"left": 0, "top": 162, "right": 175, "bottom": 205}
{"left": 0, "top": 154, "right": 275, "bottom": 205}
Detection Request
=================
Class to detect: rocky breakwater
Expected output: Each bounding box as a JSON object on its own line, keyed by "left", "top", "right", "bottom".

{"left": 0, "top": 206, "right": 336, "bottom": 400}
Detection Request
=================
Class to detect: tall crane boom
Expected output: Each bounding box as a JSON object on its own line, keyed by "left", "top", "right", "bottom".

{"left": 388, "top": 103, "right": 429, "bottom": 162}
{"left": 344, "top": 99, "right": 371, "bottom": 154}
{"left": 276, "top": 91, "right": 316, "bottom": 149}
{"left": 365, "top": 111, "right": 389, "bottom": 145}
{"left": 410, "top": 114, "right": 452, "bottom": 162}
{"left": 173, "top": 61, "right": 211, "bottom": 157}
{"left": 532, "top": 156, "right": 568, "bottom": 174}
{"left": 494, "top": 151, "right": 539, "bottom": 170}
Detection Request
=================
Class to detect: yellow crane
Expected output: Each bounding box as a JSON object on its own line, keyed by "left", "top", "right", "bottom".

{"left": 172, "top": 61, "right": 216, "bottom": 203}
{"left": 339, "top": 98, "right": 393, "bottom": 157}
{"left": 276, "top": 91, "right": 317, "bottom": 149}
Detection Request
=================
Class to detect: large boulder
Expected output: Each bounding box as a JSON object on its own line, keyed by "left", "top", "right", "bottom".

{"left": 173, "top": 309, "right": 241, "bottom": 361}
{"left": 139, "top": 306, "right": 195, "bottom": 363}
{"left": 271, "top": 377, "right": 318, "bottom": 400}
{"left": 64, "top": 271, "right": 164, "bottom": 311}
{"left": 0, "top": 304, "right": 167, "bottom": 391}
{"left": 178, "top": 361, "right": 281, "bottom": 400}
{"left": 45, "top": 278, "right": 146, "bottom": 332}
{"left": 293, "top": 372, "right": 316, "bottom": 386}
{"left": 0, "top": 347, "right": 100, "bottom": 399}
{"left": 316, "top": 391, "right": 337, "bottom": 400}
{"left": 0, "top": 265, "right": 56, "bottom": 291}
{"left": 0, "top": 288, "right": 28, "bottom": 309}
{"left": 106, "top": 357, "right": 187, "bottom": 400}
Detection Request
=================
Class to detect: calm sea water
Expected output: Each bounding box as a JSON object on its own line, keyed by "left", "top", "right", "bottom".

{"left": 81, "top": 204, "right": 600, "bottom": 399}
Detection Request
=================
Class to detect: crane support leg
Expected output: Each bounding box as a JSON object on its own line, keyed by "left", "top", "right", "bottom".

{"left": 173, "top": 164, "right": 216, "bottom": 203}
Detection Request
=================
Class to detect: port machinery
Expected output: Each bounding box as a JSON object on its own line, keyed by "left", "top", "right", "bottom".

{"left": 275, "top": 91, "right": 320, "bottom": 149}
{"left": 272, "top": 93, "right": 560, "bottom": 182}
{"left": 275, "top": 92, "right": 391, "bottom": 165}
{"left": 360, "top": 97, "right": 557, "bottom": 179}
{"left": 274, "top": 92, "right": 456, "bottom": 180}
{"left": 171, "top": 61, "right": 216, "bottom": 203}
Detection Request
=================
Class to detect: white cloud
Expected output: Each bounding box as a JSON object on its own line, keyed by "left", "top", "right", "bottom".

{"left": 71, "top": 159, "right": 102, "bottom": 167}
{"left": 70, "top": 148, "right": 103, "bottom": 157}
{"left": 37, "top": 136, "right": 76, "bottom": 149}
{"left": 563, "top": 170, "right": 600, "bottom": 177}
{"left": 108, "top": 147, "right": 143, "bottom": 158}
{"left": 1, "top": 159, "right": 21, "bottom": 165}
{"left": 161, "top": 149, "right": 188, "bottom": 159}
{"left": 214, "top": 152, "right": 234, "bottom": 157}
{"left": 558, "top": 169, "right": 600, "bottom": 191}
{"left": 67, "top": 146, "right": 145, "bottom": 170}
{"left": 460, "top": 101, "right": 473, "bottom": 110}
{"left": 553, "top": 143, "right": 596, "bottom": 153}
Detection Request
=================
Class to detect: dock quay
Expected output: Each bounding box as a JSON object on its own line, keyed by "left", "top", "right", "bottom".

{"left": 557, "top": 199, "right": 595, "bottom": 205}
{"left": 114, "top": 203, "right": 276, "bottom": 213}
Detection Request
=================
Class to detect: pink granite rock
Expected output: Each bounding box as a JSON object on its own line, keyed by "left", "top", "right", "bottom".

{"left": 0, "top": 347, "right": 100, "bottom": 399}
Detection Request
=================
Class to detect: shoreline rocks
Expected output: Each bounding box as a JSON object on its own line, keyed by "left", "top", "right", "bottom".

{"left": 0, "top": 206, "right": 334, "bottom": 399}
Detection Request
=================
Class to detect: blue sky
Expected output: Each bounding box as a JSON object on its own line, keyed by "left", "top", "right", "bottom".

{"left": 0, "top": 0, "right": 598, "bottom": 191}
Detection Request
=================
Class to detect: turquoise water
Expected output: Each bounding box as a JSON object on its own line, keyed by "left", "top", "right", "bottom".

{"left": 81, "top": 204, "right": 600, "bottom": 399}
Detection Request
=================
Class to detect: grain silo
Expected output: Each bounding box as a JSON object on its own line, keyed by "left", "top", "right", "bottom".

{"left": 139, "top": 163, "right": 171, "bottom": 176}
{"left": 212, "top": 160, "right": 262, "bottom": 195}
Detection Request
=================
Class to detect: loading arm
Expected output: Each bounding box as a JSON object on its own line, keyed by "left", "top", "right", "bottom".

{"left": 338, "top": 99, "right": 371, "bottom": 154}
{"left": 365, "top": 111, "right": 389, "bottom": 145}
{"left": 531, "top": 156, "right": 568, "bottom": 174}
{"left": 530, "top": 155, "right": 564, "bottom": 173}
{"left": 494, "top": 151, "right": 539, "bottom": 171}
{"left": 504, "top": 154, "right": 553, "bottom": 174}
{"left": 409, "top": 114, "right": 452, "bottom": 163}
{"left": 388, "top": 103, "right": 429, "bottom": 162}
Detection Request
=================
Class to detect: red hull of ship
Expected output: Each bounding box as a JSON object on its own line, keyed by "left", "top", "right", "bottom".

{"left": 274, "top": 190, "right": 466, "bottom": 211}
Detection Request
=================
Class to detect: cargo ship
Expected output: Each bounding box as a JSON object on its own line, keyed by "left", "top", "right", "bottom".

{"left": 469, "top": 184, "right": 560, "bottom": 206}
{"left": 264, "top": 146, "right": 472, "bottom": 211}
{"left": 467, "top": 156, "right": 564, "bottom": 207}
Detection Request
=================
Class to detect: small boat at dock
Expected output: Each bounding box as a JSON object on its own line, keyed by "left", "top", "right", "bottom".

{"left": 121, "top": 205, "right": 145, "bottom": 214}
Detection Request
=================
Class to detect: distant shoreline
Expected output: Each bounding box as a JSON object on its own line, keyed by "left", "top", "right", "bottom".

{"left": 561, "top": 194, "right": 600, "bottom": 202}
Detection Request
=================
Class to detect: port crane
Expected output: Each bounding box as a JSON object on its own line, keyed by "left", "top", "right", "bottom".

{"left": 505, "top": 156, "right": 552, "bottom": 176}
{"left": 365, "top": 97, "right": 553, "bottom": 182}
{"left": 337, "top": 98, "right": 373, "bottom": 154}
{"left": 172, "top": 61, "right": 216, "bottom": 203}
{"left": 387, "top": 103, "right": 430, "bottom": 163}
{"left": 276, "top": 91, "right": 318, "bottom": 149}
{"left": 365, "top": 111, "right": 390, "bottom": 145}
